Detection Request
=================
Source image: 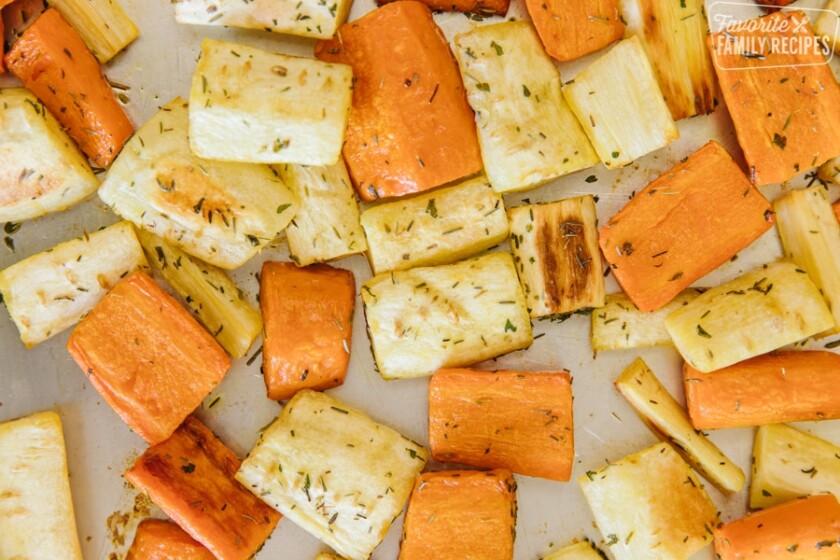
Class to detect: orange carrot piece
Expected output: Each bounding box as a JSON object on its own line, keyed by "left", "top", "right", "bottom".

{"left": 259, "top": 262, "right": 355, "bottom": 401}
{"left": 376, "top": 0, "right": 509, "bottom": 15}
{"left": 756, "top": 0, "right": 797, "bottom": 11}
{"left": 5, "top": 8, "right": 133, "bottom": 168}
{"left": 1, "top": 0, "right": 44, "bottom": 41}
{"left": 714, "top": 494, "right": 840, "bottom": 559}
{"left": 314, "top": 1, "right": 482, "bottom": 202}
{"left": 399, "top": 469, "right": 517, "bottom": 560}
{"left": 126, "top": 519, "right": 215, "bottom": 560}
{"left": 599, "top": 141, "right": 774, "bottom": 312}
{"left": 429, "top": 368, "right": 574, "bottom": 481}
{"left": 125, "top": 417, "right": 281, "bottom": 560}
{"left": 67, "top": 271, "right": 231, "bottom": 445}
{"left": 708, "top": 11, "right": 840, "bottom": 186}
{"left": 684, "top": 351, "right": 840, "bottom": 430}
{"left": 525, "top": 0, "right": 623, "bottom": 62}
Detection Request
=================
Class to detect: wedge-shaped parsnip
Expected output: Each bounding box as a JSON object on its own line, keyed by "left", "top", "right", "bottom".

{"left": 137, "top": 230, "right": 261, "bottom": 360}
{"left": 453, "top": 22, "right": 598, "bottom": 193}
{"left": 820, "top": 157, "right": 840, "bottom": 185}
{"left": 236, "top": 390, "right": 428, "bottom": 560}
{"left": 814, "top": 0, "right": 839, "bottom": 54}
{"left": 173, "top": 0, "right": 351, "bottom": 39}
{"left": 615, "top": 358, "right": 745, "bottom": 494}
{"left": 274, "top": 161, "right": 366, "bottom": 266}
{"left": 618, "top": 0, "right": 716, "bottom": 120}
{"left": 751, "top": 424, "right": 840, "bottom": 510}
{"left": 314, "top": 553, "right": 344, "bottom": 560}
{"left": 46, "top": 0, "right": 138, "bottom": 62}
{"left": 592, "top": 290, "right": 702, "bottom": 351}
{"left": 544, "top": 541, "right": 606, "bottom": 560}
{"left": 579, "top": 443, "right": 718, "bottom": 560}
{"left": 563, "top": 36, "right": 678, "bottom": 168}
{"left": 0, "top": 88, "right": 98, "bottom": 223}
{"left": 362, "top": 252, "right": 533, "bottom": 379}
{"left": 190, "top": 39, "right": 352, "bottom": 166}
{"left": 360, "top": 176, "right": 508, "bottom": 275}
{"left": 0, "top": 411, "right": 82, "bottom": 560}
{"left": 664, "top": 261, "right": 834, "bottom": 372}
{"left": 0, "top": 221, "right": 148, "bottom": 347}
{"left": 775, "top": 186, "right": 840, "bottom": 336}
{"left": 508, "top": 195, "right": 604, "bottom": 318}
{"left": 99, "top": 98, "right": 297, "bottom": 270}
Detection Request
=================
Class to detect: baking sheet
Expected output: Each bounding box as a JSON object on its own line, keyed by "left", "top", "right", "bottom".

{"left": 1, "top": 1, "right": 839, "bottom": 558}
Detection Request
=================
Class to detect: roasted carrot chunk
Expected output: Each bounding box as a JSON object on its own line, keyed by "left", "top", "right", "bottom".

{"left": 260, "top": 262, "right": 355, "bottom": 401}
{"left": 599, "top": 141, "right": 774, "bottom": 312}
{"left": 5, "top": 8, "right": 134, "bottom": 168}
{"left": 429, "top": 368, "right": 573, "bottom": 481}
{"left": 376, "top": 0, "right": 508, "bottom": 15}
{"left": 708, "top": 11, "right": 840, "bottom": 186}
{"left": 684, "top": 351, "right": 840, "bottom": 430}
{"left": 67, "top": 271, "right": 231, "bottom": 445}
{"left": 714, "top": 494, "right": 840, "bottom": 559}
{"left": 126, "top": 519, "right": 215, "bottom": 560}
{"left": 399, "top": 469, "right": 517, "bottom": 560}
{"left": 125, "top": 417, "right": 281, "bottom": 560}
{"left": 314, "top": 1, "right": 482, "bottom": 201}
{"left": 525, "top": 0, "right": 623, "bottom": 62}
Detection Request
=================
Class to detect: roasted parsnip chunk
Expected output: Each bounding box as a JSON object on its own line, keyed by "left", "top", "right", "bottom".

{"left": 544, "top": 541, "right": 606, "bottom": 560}
{"left": 362, "top": 253, "right": 533, "bottom": 379}
{"left": 819, "top": 157, "right": 840, "bottom": 185}
{"left": 360, "top": 176, "right": 508, "bottom": 275}
{"left": 46, "top": 0, "right": 138, "bottom": 62}
{"left": 99, "top": 98, "right": 298, "bottom": 269}
{"left": 815, "top": 0, "right": 840, "bottom": 53}
{"left": 236, "top": 390, "right": 427, "bottom": 560}
{"left": 508, "top": 195, "right": 604, "bottom": 318}
{"left": 0, "top": 221, "right": 148, "bottom": 347}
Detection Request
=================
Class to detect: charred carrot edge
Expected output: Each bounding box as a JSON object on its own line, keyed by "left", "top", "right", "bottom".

{"left": 67, "top": 271, "right": 231, "bottom": 445}
{"left": 684, "top": 351, "right": 840, "bottom": 430}
{"left": 4, "top": 8, "right": 133, "bottom": 167}
{"left": 714, "top": 494, "right": 840, "bottom": 559}
{"left": 399, "top": 469, "right": 517, "bottom": 560}
{"left": 599, "top": 141, "right": 774, "bottom": 312}
{"left": 259, "top": 261, "right": 355, "bottom": 401}
{"left": 314, "top": 1, "right": 482, "bottom": 201}
{"left": 376, "top": 0, "right": 509, "bottom": 15}
{"left": 429, "top": 368, "right": 574, "bottom": 481}
{"left": 125, "top": 417, "right": 281, "bottom": 560}
{"left": 126, "top": 519, "right": 215, "bottom": 560}
{"left": 708, "top": 11, "right": 840, "bottom": 186}
{"left": 524, "top": 0, "right": 623, "bottom": 62}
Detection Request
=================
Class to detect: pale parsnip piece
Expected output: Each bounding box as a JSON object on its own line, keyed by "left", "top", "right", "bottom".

{"left": 543, "top": 541, "right": 606, "bottom": 560}
{"left": 0, "top": 88, "right": 98, "bottom": 223}
{"left": 274, "top": 161, "right": 366, "bottom": 267}
{"left": 508, "top": 195, "right": 604, "bottom": 318}
{"left": 664, "top": 261, "right": 833, "bottom": 372}
{"left": 314, "top": 553, "right": 345, "bottom": 560}
{"left": 579, "top": 443, "right": 718, "bottom": 560}
{"left": 46, "top": 0, "right": 138, "bottom": 62}
{"left": 0, "top": 221, "right": 148, "bottom": 347}
{"left": 173, "top": 0, "right": 351, "bottom": 39}
{"left": 360, "top": 175, "right": 508, "bottom": 275}
{"left": 819, "top": 156, "right": 840, "bottom": 185}
{"left": 615, "top": 357, "right": 745, "bottom": 494}
{"left": 361, "top": 253, "right": 532, "bottom": 379}
{"left": 236, "top": 390, "right": 427, "bottom": 560}
{"left": 751, "top": 423, "right": 840, "bottom": 509}
{"left": 591, "top": 289, "right": 702, "bottom": 351}
{"left": 0, "top": 411, "right": 82, "bottom": 560}
{"left": 189, "top": 39, "right": 353, "bottom": 166}
{"left": 453, "top": 21, "right": 597, "bottom": 193}
{"left": 99, "top": 98, "right": 297, "bottom": 270}
{"left": 814, "top": 0, "right": 840, "bottom": 54}
{"left": 774, "top": 186, "right": 840, "bottom": 336}
{"left": 563, "top": 36, "right": 679, "bottom": 168}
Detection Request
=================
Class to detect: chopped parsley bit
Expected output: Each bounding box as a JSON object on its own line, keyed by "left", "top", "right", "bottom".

{"left": 475, "top": 82, "right": 491, "bottom": 92}
{"left": 697, "top": 324, "right": 712, "bottom": 338}
{"left": 181, "top": 462, "right": 196, "bottom": 474}
{"left": 425, "top": 198, "right": 439, "bottom": 218}
{"left": 523, "top": 84, "right": 531, "bottom": 97}
{"left": 504, "top": 319, "right": 517, "bottom": 332}
{"left": 585, "top": 175, "right": 598, "bottom": 183}
{"left": 772, "top": 133, "right": 787, "bottom": 150}
{"left": 490, "top": 41, "right": 504, "bottom": 55}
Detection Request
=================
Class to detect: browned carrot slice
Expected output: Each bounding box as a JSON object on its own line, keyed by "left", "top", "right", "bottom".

{"left": 259, "top": 262, "right": 355, "bottom": 401}
{"left": 126, "top": 519, "right": 215, "bottom": 560}
{"left": 399, "top": 469, "right": 517, "bottom": 560}
{"left": 429, "top": 368, "right": 574, "bottom": 481}
{"left": 314, "top": 1, "right": 482, "bottom": 202}
{"left": 377, "top": 0, "right": 508, "bottom": 15}
{"left": 125, "top": 417, "right": 281, "bottom": 560}
{"left": 67, "top": 271, "right": 231, "bottom": 445}
{"left": 524, "top": 0, "right": 623, "bottom": 62}
{"left": 684, "top": 351, "right": 840, "bottom": 430}
{"left": 599, "top": 141, "right": 773, "bottom": 312}
{"left": 714, "top": 494, "right": 840, "bottom": 559}
{"left": 4, "top": 8, "right": 133, "bottom": 167}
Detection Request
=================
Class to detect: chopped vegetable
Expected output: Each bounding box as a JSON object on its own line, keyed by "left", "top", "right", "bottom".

{"left": 378, "top": 0, "right": 508, "bottom": 13}
{"left": 543, "top": 541, "right": 606, "bottom": 560}
{"left": 126, "top": 519, "right": 215, "bottom": 560}
{"left": 45, "top": 0, "right": 138, "bottom": 63}
{"left": 820, "top": 157, "right": 840, "bottom": 185}
{"left": 525, "top": 0, "right": 623, "bottom": 62}
{"left": 814, "top": 0, "right": 840, "bottom": 53}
